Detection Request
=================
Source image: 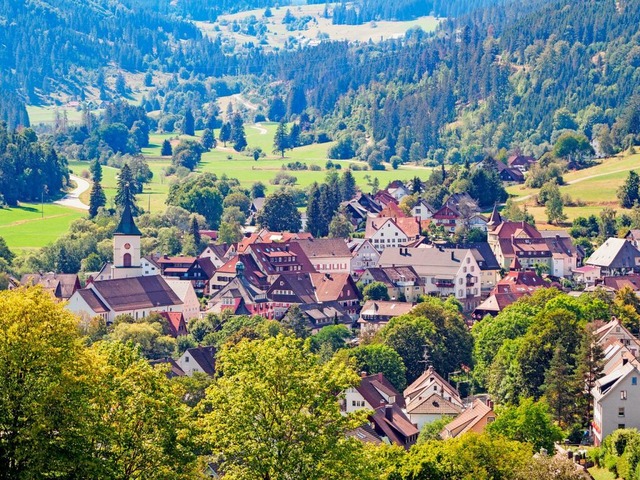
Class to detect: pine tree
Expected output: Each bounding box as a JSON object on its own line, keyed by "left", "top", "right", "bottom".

{"left": 231, "top": 114, "right": 247, "bottom": 152}
{"left": 542, "top": 345, "right": 578, "bottom": 427}
{"left": 219, "top": 122, "right": 232, "bottom": 147}
{"left": 288, "top": 123, "right": 301, "bottom": 148}
{"left": 273, "top": 121, "right": 289, "bottom": 157}
{"left": 90, "top": 159, "right": 102, "bottom": 182}
{"left": 182, "top": 107, "right": 195, "bottom": 136}
{"left": 115, "top": 164, "right": 139, "bottom": 214}
{"left": 572, "top": 326, "right": 604, "bottom": 427}
{"left": 161, "top": 139, "right": 173, "bottom": 156}
{"left": 267, "top": 95, "right": 286, "bottom": 122}
{"left": 618, "top": 170, "right": 640, "bottom": 208}
{"left": 89, "top": 181, "right": 106, "bottom": 218}
{"left": 339, "top": 170, "right": 357, "bottom": 201}
{"left": 201, "top": 128, "right": 215, "bottom": 150}
{"left": 305, "top": 183, "right": 324, "bottom": 237}
{"left": 191, "top": 217, "right": 202, "bottom": 250}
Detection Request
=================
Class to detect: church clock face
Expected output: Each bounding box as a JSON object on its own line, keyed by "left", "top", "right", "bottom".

{"left": 124, "top": 243, "right": 131, "bottom": 250}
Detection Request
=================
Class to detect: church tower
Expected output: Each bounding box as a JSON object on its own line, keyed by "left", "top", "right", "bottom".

{"left": 111, "top": 197, "right": 142, "bottom": 279}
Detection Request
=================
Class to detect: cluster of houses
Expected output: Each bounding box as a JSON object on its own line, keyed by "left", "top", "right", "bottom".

{"left": 15, "top": 174, "right": 640, "bottom": 447}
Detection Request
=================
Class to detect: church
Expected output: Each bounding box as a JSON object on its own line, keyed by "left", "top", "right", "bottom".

{"left": 67, "top": 198, "right": 193, "bottom": 323}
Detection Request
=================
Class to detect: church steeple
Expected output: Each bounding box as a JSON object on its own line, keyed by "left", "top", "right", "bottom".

{"left": 114, "top": 196, "right": 141, "bottom": 236}
{"left": 487, "top": 203, "right": 502, "bottom": 230}
{"left": 111, "top": 195, "right": 142, "bottom": 279}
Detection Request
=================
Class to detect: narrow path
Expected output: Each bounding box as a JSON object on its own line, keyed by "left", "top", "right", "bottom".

{"left": 250, "top": 123, "right": 268, "bottom": 135}
{"left": 54, "top": 174, "right": 90, "bottom": 211}
{"left": 514, "top": 166, "right": 640, "bottom": 203}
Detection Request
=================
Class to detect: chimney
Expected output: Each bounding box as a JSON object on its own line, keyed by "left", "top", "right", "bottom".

{"left": 378, "top": 372, "right": 383, "bottom": 382}
{"left": 385, "top": 403, "right": 393, "bottom": 421}
{"left": 361, "top": 371, "right": 368, "bottom": 378}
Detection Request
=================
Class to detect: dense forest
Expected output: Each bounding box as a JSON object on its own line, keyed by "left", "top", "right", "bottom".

{"left": 2, "top": 0, "right": 640, "bottom": 161}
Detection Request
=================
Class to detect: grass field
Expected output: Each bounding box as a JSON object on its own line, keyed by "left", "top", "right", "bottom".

{"left": 507, "top": 150, "right": 640, "bottom": 228}
{"left": 0, "top": 203, "right": 85, "bottom": 251}
{"left": 196, "top": 4, "right": 439, "bottom": 52}
{"left": 27, "top": 105, "right": 87, "bottom": 126}
{"left": 588, "top": 466, "right": 617, "bottom": 480}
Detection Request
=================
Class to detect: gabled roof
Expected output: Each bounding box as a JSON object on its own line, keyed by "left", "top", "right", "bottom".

{"left": 473, "top": 292, "right": 525, "bottom": 315}
{"left": 268, "top": 273, "right": 317, "bottom": 304}
{"left": 357, "top": 373, "right": 405, "bottom": 409}
{"left": 360, "top": 300, "right": 415, "bottom": 320}
{"left": 602, "top": 274, "right": 640, "bottom": 291}
{"left": 293, "top": 238, "right": 351, "bottom": 259}
{"left": 77, "top": 289, "right": 110, "bottom": 313}
{"left": 491, "top": 221, "right": 541, "bottom": 240}
{"left": 310, "top": 272, "right": 359, "bottom": 302}
{"left": 90, "top": 276, "right": 182, "bottom": 312}
{"left": 405, "top": 392, "right": 463, "bottom": 416}
{"left": 195, "top": 257, "right": 216, "bottom": 278}
{"left": 158, "top": 311, "right": 187, "bottom": 337}
{"left": 379, "top": 202, "right": 407, "bottom": 218}
{"left": 593, "top": 362, "right": 639, "bottom": 400}
{"left": 467, "top": 243, "right": 500, "bottom": 271}
{"left": 587, "top": 238, "right": 640, "bottom": 269}
{"left": 487, "top": 204, "right": 502, "bottom": 227}
{"left": 493, "top": 270, "right": 546, "bottom": 294}
{"left": 378, "top": 247, "right": 471, "bottom": 276}
{"left": 21, "top": 273, "right": 80, "bottom": 299}
{"left": 441, "top": 399, "right": 494, "bottom": 439}
{"left": 183, "top": 346, "right": 217, "bottom": 376}
{"left": 362, "top": 266, "right": 422, "bottom": 287}
{"left": 404, "top": 366, "right": 462, "bottom": 406}
{"left": 296, "top": 302, "right": 353, "bottom": 328}
{"left": 370, "top": 403, "right": 419, "bottom": 449}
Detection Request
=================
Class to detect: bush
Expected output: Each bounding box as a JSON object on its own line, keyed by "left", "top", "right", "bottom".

{"left": 309, "top": 164, "right": 322, "bottom": 171}
{"left": 270, "top": 172, "right": 297, "bottom": 186}
{"left": 316, "top": 132, "right": 331, "bottom": 143}
{"left": 254, "top": 113, "right": 266, "bottom": 122}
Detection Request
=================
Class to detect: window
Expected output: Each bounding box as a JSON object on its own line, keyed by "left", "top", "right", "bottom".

{"left": 487, "top": 417, "right": 495, "bottom": 424}
{"left": 619, "top": 407, "right": 625, "bottom": 417}
{"left": 184, "top": 356, "right": 189, "bottom": 362}
{"left": 621, "top": 390, "right": 628, "bottom": 400}
{"left": 463, "top": 267, "right": 467, "bottom": 273}
{"left": 123, "top": 253, "right": 132, "bottom": 267}
{"left": 633, "top": 377, "right": 638, "bottom": 386}
{"left": 619, "top": 424, "right": 626, "bottom": 429}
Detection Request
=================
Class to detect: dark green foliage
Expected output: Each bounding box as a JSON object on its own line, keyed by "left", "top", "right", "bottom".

{"left": 114, "top": 164, "right": 139, "bottom": 214}
{"left": 348, "top": 344, "right": 407, "bottom": 391}
{"left": 90, "top": 160, "right": 102, "bottom": 182}
{"left": 257, "top": 190, "right": 302, "bottom": 232}
{"left": 182, "top": 108, "right": 195, "bottom": 136}
{"left": 161, "top": 139, "right": 173, "bottom": 156}
{"left": 200, "top": 128, "right": 215, "bottom": 150}
{"left": 618, "top": 171, "right": 640, "bottom": 209}
{"left": 88, "top": 181, "right": 106, "bottom": 218}
{"left": 267, "top": 96, "right": 286, "bottom": 122}
{"left": 0, "top": 237, "right": 14, "bottom": 265}
{"left": 172, "top": 140, "right": 203, "bottom": 171}
{"left": 340, "top": 170, "right": 357, "bottom": 201}
{"left": 166, "top": 173, "right": 226, "bottom": 228}
{"left": 273, "top": 121, "right": 289, "bottom": 157}
{"left": 231, "top": 114, "right": 247, "bottom": 152}
{"left": 219, "top": 122, "right": 232, "bottom": 147}
{"left": 363, "top": 282, "right": 390, "bottom": 301}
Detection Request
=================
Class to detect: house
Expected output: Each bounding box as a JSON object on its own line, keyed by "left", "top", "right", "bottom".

{"left": 340, "top": 193, "right": 382, "bottom": 227}
{"left": 348, "top": 238, "right": 381, "bottom": 275}
{"left": 592, "top": 362, "right": 640, "bottom": 446}
{"left": 150, "top": 357, "right": 186, "bottom": 378}
{"left": 292, "top": 238, "right": 352, "bottom": 274}
{"left": 20, "top": 273, "right": 81, "bottom": 301}
{"left": 386, "top": 181, "right": 411, "bottom": 201}
{"left": 411, "top": 199, "right": 437, "bottom": 221}
{"left": 177, "top": 346, "right": 216, "bottom": 376}
{"left": 247, "top": 197, "right": 266, "bottom": 224}
{"left": 625, "top": 230, "right": 640, "bottom": 250}
{"left": 164, "top": 278, "right": 200, "bottom": 322}
{"left": 158, "top": 311, "right": 188, "bottom": 337}
{"left": 365, "top": 217, "right": 421, "bottom": 252}
{"left": 141, "top": 256, "right": 161, "bottom": 277}
{"left": 594, "top": 318, "right": 640, "bottom": 353}
{"left": 404, "top": 366, "right": 464, "bottom": 430}
{"left": 67, "top": 275, "right": 184, "bottom": 324}
{"left": 374, "top": 190, "right": 398, "bottom": 208}
{"left": 601, "top": 342, "right": 640, "bottom": 377}
{"left": 379, "top": 202, "right": 407, "bottom": 218}
{"left": 288, "top": 302, "right": 354, "bottom": 333}
{"left": 468, "top": 213, "right": 489, "bottom": 233}
{"left": 493, "top": 258, "right": 547, "bottom": 295}
{"left": 359, "top": 266, "right": 424, "bottom": 302}
{"left": 210, "top": 253, "right": 268, "bottom": 292}
{"left": 587, "top": 238, "right": 640, "bottom": 276}
{"left": 309, "top": 272, "right": 361, "bottom": 318}
{"left": 467, "top": 242, "right": 501, "bottom": 294}
{"left": 377, "top": 246, "right": 482, "bottom": 311}
{"left": 507, "top": 154, "right": 537, "bottom": 172}
{"left": 199, "top": 243, "right": 229, "bottom": 269}
{"left": 600, "top": 274, "right": 640, "bottom": 292}
{"left": 344, "top": 372, "right": 418, "bottom": 449}
{"left": 498, "top": 165, "right": 525, "bottom": 183}
{"left": 573, "top": 265, "right": 601, "bottom": 287}
{"left": 430, "top": 205, "right": 461, "bottom": 233}
{"left": 152, "top": 255, "right": 216, "bottom": 295}
{"left": 358, "top": 300, "right": 416, "bottom": 336}
{"left": 207, "top": 261, "right": 271, "bottom": 317}
{"left": 247, "top": 242, "right": 317, "bottom": 283}
{"left": 440, "top": 398, "right": 496, "bottom": 439}
{"left": 472, "top": 292, "right": 525, "bottom": 320}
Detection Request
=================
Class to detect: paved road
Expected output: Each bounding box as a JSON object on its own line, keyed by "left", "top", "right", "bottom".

{"left": 55, "top": 174, "right": 90, "bottom": 211}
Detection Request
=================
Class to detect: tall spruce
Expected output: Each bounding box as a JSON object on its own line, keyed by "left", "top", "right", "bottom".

{"left": 219, "top": 122, "right": 231, "bottom": 147}
{"left": 339, "top": 170, "right": 356, "bottom": 201}
{"left": 90, "top": 159, "right": 102, "bottom": 182}
{"left": 306, "top": 183, "right": 324, "bottom": 237}
{"left": 89, "top": 181, "right": 106, "bottom": 218}
{"left": 618, "top": 170, "right": 640, "bottom": 208}
{"left": 114, "top": 164, "right": 139, "bottom": 215}
{"left": 231, "top": 114, "right": 247, "bottom": 152}
{"left": 161, "top": 139, "right": 172, "bottom": 156}
{"left": 191, "top": 217, "right": 202, "bottom": 249}
{"left": 572, "top": 326, "right": 605, "bottom": 427}
{"left": 273, "top": 121, "right": 289, "bottom": 157}
{"left": 182, "top": 107, "right": 195, "bottom": 136}
{"left": 541, "top": 345, "right": 578, "bottom": 428}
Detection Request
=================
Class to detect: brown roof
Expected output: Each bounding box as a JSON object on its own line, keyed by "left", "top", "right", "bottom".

{"left": 156, "top": 256, "right": 197, "bottom": 265}
{"left": 360, "top": 300, "right": 415, "bottom": 320}
{"left": 292, "top": 238, "right": 351, "bottom": 259}
{"left": 441, "top": 399, "right": 494, "bottom": 439}
{"left": 21, "top": 273, "right": 80, "bottom": 299}
{"left": 494, "top": 270, "right": 546, "bottom": 294}
{"left": 492, "top": 221, "right": 541, "bottom": 240}
{"left": 77, "top": 289, "right": 110, "bottom": 314}
{"left": 196, "top": 257, "right": 216, "bottom": 278}
{"left": 379, "top": 203, "right": 407, "bottom": 218}
{"left": 363, "top": 266, "right": 422, "bottom": 287}
{"left": 370, "top": 403, "right": 419, "bottom": 449}
{"left": 405, "top": 393, "right": 463, "bottom": 416}
{"left": 395, "top": 217, "right": 421, "bottom": 238}
{"left": 90, "top": 276, "right": 183, "bottom": 312}
{"left": 357, "top": 373, "right": 405, "bottom": 409}
{"left": 404, "top": 366, "right": 462, "bottom": 405}
{"left": 184, "top": 346, "right": 216, "bottom": 376}
{"left": 150, "top": 357, "right": 185, "bottom": 378}
{"left": 309, "top": 273, "right": 359, "bottom": 302}
{"left": 602, "top": 274, "right": 640, "bottom": 291}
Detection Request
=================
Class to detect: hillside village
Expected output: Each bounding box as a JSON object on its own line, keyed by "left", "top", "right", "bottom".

{"left": 10, "top": 152, "right": 640, "bottom": 455}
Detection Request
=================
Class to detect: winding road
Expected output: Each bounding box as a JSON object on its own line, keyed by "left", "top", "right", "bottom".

{"left": 55, "top": 174, "right": 90, "bottom": 211}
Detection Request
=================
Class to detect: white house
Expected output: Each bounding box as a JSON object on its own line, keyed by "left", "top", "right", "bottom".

{"left": 365, "top": 217, "right": 420, "bottom": 252}
{"left": 293, "top": 238, "right": 352, "bottom": 275}
{"left": 177, "top": 346, "right": 216, "bottom": 376}
{"left": 411, "top": 199, "right": 436, "bottom": 221}
{"left": 164, "top": 278, "right": 200, "bottom": 322}
{"left": 348, "top": 239, "right": 381, "bottom": 275}
{"left": 404, "top": 367, "right": 464, "bottom": 430}
{"left": 592, "top": 362, "right": 640, "bottom": 446}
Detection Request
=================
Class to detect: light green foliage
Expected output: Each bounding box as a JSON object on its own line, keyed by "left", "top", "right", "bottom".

{"left": 363, "top": 281, "right": 390, "bottom": 301}
{"left": 487, "top": 398, "right": 563, "bottom": 453}
{"left": 201, "top": 335, "right": 370, "bottom": 480}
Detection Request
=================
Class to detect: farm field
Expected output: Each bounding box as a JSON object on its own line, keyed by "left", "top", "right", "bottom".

{"left": 0, "top": 203, "right": 85, "bottom": 251}
{"left": 506, "top": 150, "right": 640, "bottom": 228}
{"left": 196, "top": 4, "right": 439, "bottom": 52}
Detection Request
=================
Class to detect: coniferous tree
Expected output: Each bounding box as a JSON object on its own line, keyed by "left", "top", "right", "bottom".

{"left": 90, "top": 159, "right": 102, "bottom": 182}
{"left": 541, "top": 345, "right": 578, "bottom": 428}
{"left": 306, "top": 183, "right": 324, "bottom": 237}
{"left": 273, "top": 121, "right": 289, "bottom": 157}
{"left": 191, "top": 217, "right": 202, "bottom": 249}
{"left": 267, "top": 95, "right": 286, "bottom": 122}
{"left": 201, "top": 128, "right": 215, "bottom": 150}
{"left": 573, "top": 326, "right": 604, "bottom": 427}
{"left": 161, "top": 139, "right": 173, "bottom": 156}
{"left": 89, "top": 181, "right": 106, "bottom": 218}
{"left": 618, "top": 170, "right": 640, "bottom": 208}
{"left": 339, "top": 170, "right": 357, "bottom": 201}
{"left": 231, "top": 114, "right": 247, "bottom": 151}
{"left": 288, "top": 123, "right": 301, "bottom": 148}
{"left": 182, "top": 108, "right": 195, "bottom": 136}
{"left": 114, "top": 164, "right": 139, "bottom": 214}
{"left": 219, "top": 122, "right": 232, "bottom": 147}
